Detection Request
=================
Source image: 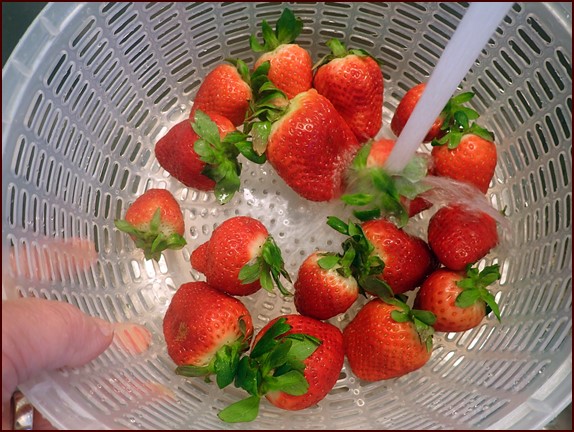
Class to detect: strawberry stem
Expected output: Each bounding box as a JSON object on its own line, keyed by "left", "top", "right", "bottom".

{"left": 249, "top": 8, "right": 303, "bottom": 53}
{"left": 431, "top": 91, "right": 495, "bottom": 149}
{"left": 218, "top": 318, "right": 321, "bottom": 423}
{"left": 313, "top": 38, "right": 382, "bottom": 70}
{"left": 455, "top": 264, "right": 502, "bottom": 322}
{"left": 239, "top": 236, "right": 292, "bottom": 297}
{"left": 175, "top": 316, "right": 252, "bottom": 389}
{"left": 343, "top": 142, "right": 431, "bottom": 227}
{"left": 114, "top": 208, "right": 187, "bottom": 261}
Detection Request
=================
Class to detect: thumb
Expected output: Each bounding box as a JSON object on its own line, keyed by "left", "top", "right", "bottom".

{"left": 2, "top": 298, "right": 114, "bottom": 405}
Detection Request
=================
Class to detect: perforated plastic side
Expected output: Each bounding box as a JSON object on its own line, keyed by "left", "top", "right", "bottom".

{"left": 2, "top": 2, "right": 571, "bottom": 430}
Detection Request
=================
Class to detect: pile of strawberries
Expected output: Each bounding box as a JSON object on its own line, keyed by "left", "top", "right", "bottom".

{"left": 115, "top": 9, "right": 503, "bottom": 424}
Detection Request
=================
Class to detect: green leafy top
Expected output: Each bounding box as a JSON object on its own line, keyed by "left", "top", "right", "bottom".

{"left": 238, "top": 60, "right": 290, "bottom": 156}
{"left": 455, "top": 264, "right": 502, "bottom": 321}
{"left": 431, "top": 92, "right": 494, "bottom": 149}
{"left": 359, "top": 276, "right": 436, "bottom": 351}
{"left": 191, "top": 109, "right": 243, "bottom": 205}
{"left": 238, "top": 235, "right": 293, "bottom": 297}
{"left": 218, "top": 317, "right": 321, "bottom": 423}
{"left": 324, "top": 216, "right": 386, "bottom": 292}
{"left": 114, "top": 208, "right": 187, "bottom": 262}
{"left": 175, "top": 316, "right": 252, "bottom": 389}
{"left": 250, "top": 8, "right": 304, "bottom": 53}
{"left": 342, "top": 141, "right": 431, "bottom": 227}
{"left": 314, "top": 38, "right": 382, "bottom": 70}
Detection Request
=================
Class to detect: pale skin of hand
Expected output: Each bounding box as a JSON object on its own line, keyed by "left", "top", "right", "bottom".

{"left": 2, "top": 298, "right": 114, "bottom": 430}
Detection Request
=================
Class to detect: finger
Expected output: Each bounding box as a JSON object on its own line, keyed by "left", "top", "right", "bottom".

{"left": 1, "top": 298, "right": 114, "bottom": 407}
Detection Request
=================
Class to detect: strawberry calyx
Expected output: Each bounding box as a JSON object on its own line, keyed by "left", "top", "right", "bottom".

{"left": 239, "top": 236, "right": 292, "bottom": 296}
{"left": 228, "top": 59, "right": 289, "bottom": 157}
{"left": 361, "top": 276, "right": 436, "bottom": 351}
{"left": 343, "top": 141, "right": 431, "bottom": 227}
{"left": 455, "top": 264, "right": 502, "bottom": 321}
{"left": 325, "top": 217, "right": 387, "bottom": 295}
{"left": 313, "top": 38, "right": 382, "bottom": 70}
{"left": 114, "top": 208, "right": 187, "bottom": 261}
{"left": 249, "top": 8, "right": 304, "bottom": 53}
{"left": 175, "top": 316, "right": 253, "bottom": 389}
{"left": 191, "top": 109, "right": 244, "bottom": 204}
{"left": 431, "top": 92, "right": 494, "bottom": 149}
{"left": 218, "top": 317, "right": 321, "bottom": 423}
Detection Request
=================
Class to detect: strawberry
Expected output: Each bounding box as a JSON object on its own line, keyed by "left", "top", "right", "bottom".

{"left": 391, "top": 83, "right": 444, "bottom": 142}
{"left": 114, "top": 188, "right": 186, "bottom": 261}
{"left": 361, "top": 218, "right": 436, "bottom": 295}
{"left": 423, "top": 91, "right": 497, "bottom": 194}
{"left": 294, "top": 251, "right": 359, "bottom": 320}
{"left": 155, "top": 111, "right": 240, "bottom": 199}
{"left": 251, "top": 8, "right": 312, "bottom": 99}
{"left": 190, "top": 216, "right": 291, "bottom": 296}
{"left": 343, "top": 138, "right": 432, "bottom": 225}
{"left": 324, "top": 217, "right": 434, "bottom": 298}
{"left": 313, "top": 38, "right": 383, "bottom": 142}
{"left": 414, "top": 265, "right": 502, "bottom": 332}
{"left": 431, "top": 131, "right": 497, "bottom": 194}
{"left": 218, "top": 314, "right": 344, "bottom": 422}
{"left": 427, "top": 204, "right": 499, "bottom": 271}
{"left": 189, "top": 61, "right": 252, "bottom": 126}
{"left": 163, "top": 281, "right": 253, "bottom": 388}
{"left": 264, "top": 89, "right": 361, "bottom": 201}
{"left": 343, "top": 296, "right": 435, "bottom": 381}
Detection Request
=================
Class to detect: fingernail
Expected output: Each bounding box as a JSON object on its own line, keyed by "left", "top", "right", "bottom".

{"left": 93, "top": 317, "right": 115, "bottom": 338}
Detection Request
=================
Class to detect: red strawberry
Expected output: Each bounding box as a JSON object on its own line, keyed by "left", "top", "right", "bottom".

{"left": 314, "top": 39, "right": 383, "bottom": 142}
{"left": 427, "top": 204, "right": 499, "bottom": 271}
{"left": 114, "top": 188, "right": 186, "bottom": 261}
{"left": 391, "top": 83, "right": 444, "bottom": 142}
{"left": 261, "top": 315, "right": 344, "bottom": 411}
{"left": 218, "top": 314, "right": 344, "bottom": 422}
{"left": 294, "top": 251, "right": 359, "bottom": 320}
{"left": 190, "top": 62, "right": 252, "bottom": 126}
{"left": 163, "top": 282, "right": 253, "bottom": 387}
{"left": 431, "top": 132, "right": 497, "bottom": 194}
{"left": 414, "top": 265, "right": 502, "bottom": 332}
{"left": 343, "top": 297, "right": 435, "bottom": 381}
{"left": 154, "top": 111, "right": 236, "bottom": 193}
{"left": 265, "top": 89, "right": 361, "bottom": 201}
{"left": 251, "top": 8, "right": 312, "bottom": 99}
{"left": 191, "top": 216, "right": 291, "bottom": 296}
{"left": 362, "top": 218, "right": 436, "bottom": 295}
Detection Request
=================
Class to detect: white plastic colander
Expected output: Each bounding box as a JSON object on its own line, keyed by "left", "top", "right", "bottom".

{"left": 2, "top": 2, "right": 572, "bottom": 430}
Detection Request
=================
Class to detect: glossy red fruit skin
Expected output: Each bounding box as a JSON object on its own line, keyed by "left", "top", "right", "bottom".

{"left": 294, "top": 252, "right": 359, "bottom": 320}
{"left": 256, "top": 314, "right": 344, "bottom": 411}
{"left": 414, "top": 268, "right": 486, "bottom": 332}
{"left": 314, "top": 54, "right": 383, "bottom": 142}
{"left": 202, "top": 216, "right": 269, "bottom": 296}
{"left": 255, "top": 44, "right": 313, "bottom": 99}
{"left": 162, "top": 281, "right": 254, "bottom": 366}
{"left": 427, "top": 205, "right": 498, "bottom": 271}
{"left": 189, "top": 64, "right": 252, "bottom": 126}
{"left": 391, "top": 83, "right": 444, "bottom": 143}
{"left": 190, "top": 241, "right": 209, "bottom": 274}
{"left": 343, "top": 299, "right": 432, "bottom": 381}
{"left": 155, "top": 114, "right": 235, "bottom": 190}
{"left": 267, "top": 89, "right": 361, "bottom": 202}
{"left": 362, "top": 218, "right": 436, "bottom": 294}
{"left": 125, "top": 189, "right": 184, "bottom": 237}
{"left": 431, "top": 133, "right": 497, "bottom": 194}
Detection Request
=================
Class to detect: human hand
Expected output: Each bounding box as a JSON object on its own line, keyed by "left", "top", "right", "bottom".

{"left": 2, "top": 298, "right": 114, "bottom": 429}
